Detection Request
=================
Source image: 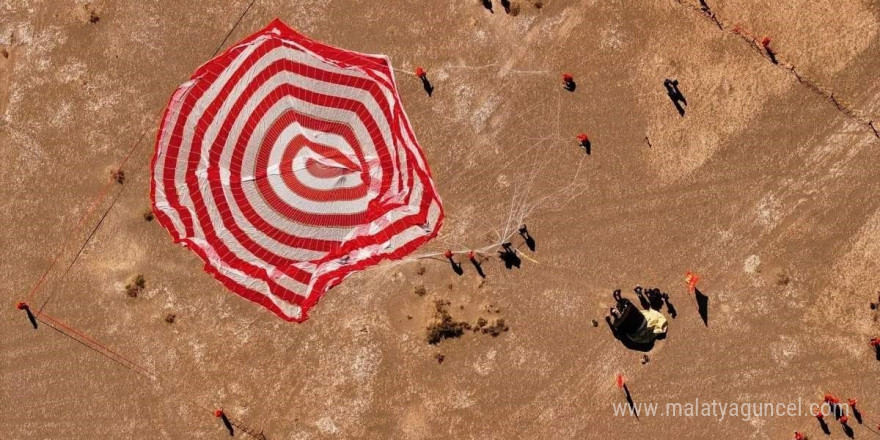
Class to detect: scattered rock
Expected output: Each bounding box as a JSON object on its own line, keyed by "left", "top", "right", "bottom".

{"left": 416, "top": 266, "right": 426, "bottom": 276}
{"left": 435, "top": 353, "right": 445, "bottom": 364}
{"left": 125, "top": 274, "right": 145, "bottom": 298}
{"left": 111, "top": 169, "right": 125, "bottom": 184}
{"left": 164, "top": 313, "right": 176, "bottom": 324}
{"left": 143, "top": 210, "right": 155, "bottom": 221}
{"left": 531, "top": 0, "right": 544, "bottom": 8}
{"left": 89, "top": 11, "right": 100, "bottom": 24}
{"left": 591, "top": 319, "right": 599, "bottom": 327}
{"left": 1, "top": 47, "right": 8, "bottom": 59}
{"left": 641, "top": 355, "right": 650, "bottom": 365}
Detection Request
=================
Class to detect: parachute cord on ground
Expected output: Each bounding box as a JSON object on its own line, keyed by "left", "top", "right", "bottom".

{"left": 16, "top": 0, "right": 271, "bottom": 436}
{"left": 673, "top": 0, "right": 879, "bottom": 141}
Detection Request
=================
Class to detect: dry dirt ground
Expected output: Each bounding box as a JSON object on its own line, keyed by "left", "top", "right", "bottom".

{"left": 2, "top": 0, "right": 880, "bottom": 439}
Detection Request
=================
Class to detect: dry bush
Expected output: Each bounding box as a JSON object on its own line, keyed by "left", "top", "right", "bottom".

{"left": 426, "top": 300, "right": 471, "bottom": 344}
{"left": 125, "top": 274, "right": 145, "bottom": 298}
{"left": 481, "top": 319, "right": 509, "bottom": 337}
{"left": 414, "top": 285, "right": 427, "bottom": 297}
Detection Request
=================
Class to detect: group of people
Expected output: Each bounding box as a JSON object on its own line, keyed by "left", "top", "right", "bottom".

{"left": 443, "top": 225, "right": 534, "bottom": 276}
{"left": 605, "top": 287, "right": 672, "bottom": 348}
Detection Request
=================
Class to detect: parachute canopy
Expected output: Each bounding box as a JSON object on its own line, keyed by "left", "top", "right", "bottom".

{"left": 151, "top": 19, "right": 443, "bottom": 321}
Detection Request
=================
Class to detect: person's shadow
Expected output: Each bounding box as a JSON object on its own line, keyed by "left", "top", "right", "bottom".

{"left": 664, "top": 79, "right": 687, "bottom": 116}
{"left": 636, "top": 291, "right": 651, "bottom": 310}
{"left": 450, "top": 259, "right": 463, "bottom": 276}
{"left": 220, "top": 413, "right": 234, "bottom": 436}
{"left": 470, "top": 258, "right": 486, "bottom": 278}
{"left": 694, "top": 288, "right": 709, "bottom": 326}
{"left": 581, "top": 139, "right": 592, "bottom": 155}
{"left": 420, "top": 75, "right": 434, "bottom": 97}
{"left": 518, "top": 226, "right": 536, "bottom": 251}
{"left": 623, "top": 384, "right": 638, "bottom": 419}
{"left": 817, "top": 417, "right": 831, "bottom": 435}
{"left": 499, "top": 250, "right": 521, "bottom": 269}
{"left": 482, "top": 0, "right": 494, "bottom": 13}
{"left": 501, "top": 0, "right": 512, "bottom": 13}
{"left": 664, "top": 295, "right": 677, "bottom": 318}
{"left": 843, "top": 423, "right": 854, "bottom": 438}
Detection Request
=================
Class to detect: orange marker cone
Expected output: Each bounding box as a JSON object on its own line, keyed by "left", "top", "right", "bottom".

{"left": 615, "top": 373, "right": 625, "bottom": 389}
{"left": 414, "top": 67, "right": 426, "bottom": 78}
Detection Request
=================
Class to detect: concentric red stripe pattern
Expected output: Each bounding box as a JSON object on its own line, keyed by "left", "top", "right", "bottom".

{"left": 150, "top": 19, "right": 444, "bottom": 321}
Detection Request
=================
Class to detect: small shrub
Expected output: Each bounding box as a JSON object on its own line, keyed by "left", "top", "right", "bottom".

{"left": 776, "top": 271, "right": 791, "bottom": 286}
{"left": 164, "top": 313, "right": 176, "bottom": 324}
{"left": 111, "top": 169, "right": 125, "bottom": 184}
{"left": 434, "top": 353, "right": 445, "bottom": 364}
{"left": 89, "top": 11, "right": 100, "bottom": 24}
{"left": 474, "top": 317, "right": 488, "bottom": 331}
{"left": 414, "top": 285, "right": 427, "bottom": 297}
{"left": 143, "top": 210, "right": 155, "bottom": 221}
{"left": 125, "top": 274, "right": 145, "bottom": 298}
{"left": 426, "top": 300, "right": 471, "bottom": 344}
{"left": 481, "top": 319, "right": 509, "bottom": 337}
{"left": 416, "top": 266, "right": 426, "bottom": 276}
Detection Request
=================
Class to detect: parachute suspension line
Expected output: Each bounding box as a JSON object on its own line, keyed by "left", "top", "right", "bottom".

{"left": 211, "top": 0, "right": 259, "bottom": 57}
{"left": 17, "top": 124, "right": 152, "bottom": 311}
{"left": 17, "top": 0, "right": 263, "bottom": 313}
{"left": 34, "top": 307, "right": 269, "bottom": 438}
{"left": 18, "top": 4, "right": 275, "bottom": 437}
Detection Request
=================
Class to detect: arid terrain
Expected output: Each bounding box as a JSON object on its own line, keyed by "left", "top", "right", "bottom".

{"left": 2, "top": 0, "right": 879, "bottom": 439}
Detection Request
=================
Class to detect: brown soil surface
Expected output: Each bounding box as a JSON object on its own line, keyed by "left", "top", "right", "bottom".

{"left": 2, "top": 0, "right": 879, "bottom": 438}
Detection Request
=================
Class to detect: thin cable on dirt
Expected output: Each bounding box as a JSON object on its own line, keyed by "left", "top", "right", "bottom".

{"left": 16, "top": 1, "right": 270, "bottom": 437}
{"left": 674, "top": 0, "right": 880, "bottom": 141}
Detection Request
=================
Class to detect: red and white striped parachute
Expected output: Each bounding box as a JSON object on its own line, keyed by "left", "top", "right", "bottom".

{"left": 151, "top": 19, "right": 443, "bottom": 321}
